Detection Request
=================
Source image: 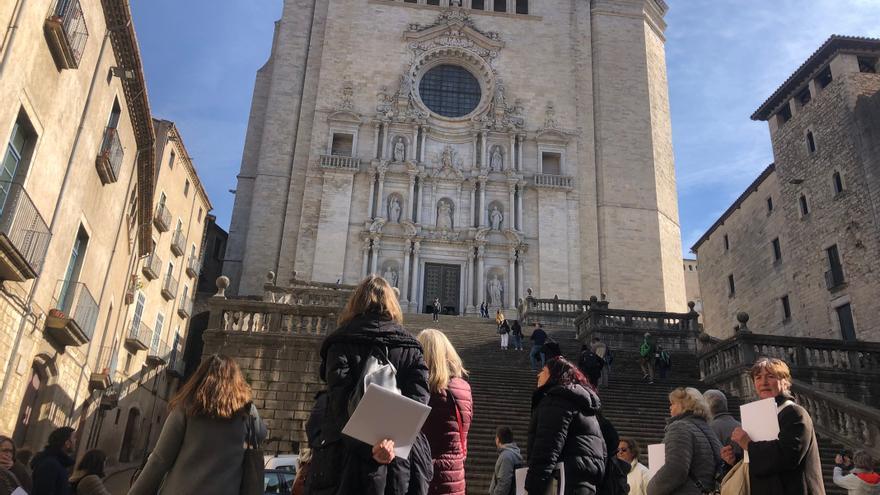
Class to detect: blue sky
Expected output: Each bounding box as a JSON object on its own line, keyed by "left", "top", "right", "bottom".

{"left": 130, "top": 1, "right": 880, "bottom": 256}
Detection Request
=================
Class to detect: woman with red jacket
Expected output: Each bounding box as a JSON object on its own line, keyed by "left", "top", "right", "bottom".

{"left": 418, "top": 329, "right": 474, "bottom": 495}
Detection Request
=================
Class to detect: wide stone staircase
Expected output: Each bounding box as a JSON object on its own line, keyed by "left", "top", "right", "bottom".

{"left": 404, "top": 314, "right": 846, "bottom": 495}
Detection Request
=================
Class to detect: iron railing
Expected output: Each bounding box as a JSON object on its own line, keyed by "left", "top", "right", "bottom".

{"left": 170, "top": 228, "right": 185, "bottom": 256}
{"left": 0, "top": 181, "right": 51, "bottom": 276}
{"left": 185, "top": 256, "right": 200, "bottom": 278}
{"left": 142, "top": 251, "right": 161, "bottom": 280}
{"left": 162, "top": 273, "right": 178, "bottom": 300}
{"left": 126, "top": 320, "right": 151, "bottom": 350}
{"left": 45, "top": 0, "right": 89, "bottom": 69}
{"left": 55, "top": 280, "right": 99, "bottom": 340}
{"left": 154, "top": 203, "right": 171, "bottom": 232}
{"left": 178, "top": 295, "right": 192, "bottom": 318}
{"left": 95, "top": 127, "right": 124, "bottom": 184}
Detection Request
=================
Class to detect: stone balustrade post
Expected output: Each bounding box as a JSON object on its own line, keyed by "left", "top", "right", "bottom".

{"left": 401, "top": 242, "right": 411, "bottom": 305}
{"left": 507, "top": 250, "right": 515, "bottom": 309}
{"left": 476, "top": 245, "right": 485, "bottom": 307}
{"left": 376, "top": 172, "right": 386, "bottom": 219}
{"left": 370, "top": 237, "right": 381, "bottom": 274}
{"left": 411, "top": 242, "right": 421, "bottom": 308}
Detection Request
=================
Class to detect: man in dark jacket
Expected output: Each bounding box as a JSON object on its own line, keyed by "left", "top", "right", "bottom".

{"left": 490, "top": 426, "right": 522, "bottom": 495}
{"left": 529, "top": 323, "right": 547, "bottom": 371}
{"left": 31, "top": 426, "right": 76, "bottom": 495}
{"left": 704, "top": 389, "right": 742, "bottom": 477}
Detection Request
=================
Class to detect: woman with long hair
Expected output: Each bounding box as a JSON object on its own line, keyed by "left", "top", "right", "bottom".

{"left": 647, "top": 387, "right": 721, "bottom": 495}
{"left": 308, "top": 275, "right": 430, "bottom": 495}
{"left": 526, "top": 356, "right": 606, "bottom": 495}
{"left": 418, "top": 329, "right": 473, "bottom": 495}
{"left": 69, "top": 449, "right": 111, "bottom": 495}
{"left": 128, "top": 354, "right": 266, "bottom": 495}
{"left": 0, "top": 435, "right": 31, "bottom": 494}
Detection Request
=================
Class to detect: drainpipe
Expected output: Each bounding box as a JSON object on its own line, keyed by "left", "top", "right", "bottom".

{"left": 0, "top": 0, "right": 26, "bottom": 76}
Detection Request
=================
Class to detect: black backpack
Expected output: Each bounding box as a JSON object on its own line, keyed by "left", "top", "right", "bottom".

{"left": 602, "top": 456, "right": 631, "bottom": 495}
{"left": 578, "top": 350, "right": 605, "bottom": 373}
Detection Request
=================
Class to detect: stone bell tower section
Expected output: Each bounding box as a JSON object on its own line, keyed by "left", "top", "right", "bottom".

{"left": 589, "top": 0, "right": 686, "bottom": 311}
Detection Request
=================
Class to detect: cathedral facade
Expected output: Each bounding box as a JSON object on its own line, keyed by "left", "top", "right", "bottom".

{"left": 225, "top": 0, "right": 686, "bottom": 314}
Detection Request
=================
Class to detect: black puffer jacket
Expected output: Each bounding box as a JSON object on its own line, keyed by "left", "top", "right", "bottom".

{"left": 526, "top": 383, "right": 607, "bottom": 495}
{"left": 309, "top": 313, "right": 431, "bottom": 495}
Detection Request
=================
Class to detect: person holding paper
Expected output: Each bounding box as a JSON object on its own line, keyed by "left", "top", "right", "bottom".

{"left": 418, "top": 329, "right": 473, "bottom": 495}
{"left": 525, "top": 357, "right": 607, "bottom": 495}
{"left": 704, "top": 389, "right": 742, "bottom": 477}
{"left": 646, "top": 387, "right": 720, "bottom": 495}
{"left": 725, "top": 358, "right": 825, "bottom": 495}
{"left": 314, "top": 275, "right": 430, "bottom": 495}
{"left": 618, "top": 438, "right": 651, "bottom": 495}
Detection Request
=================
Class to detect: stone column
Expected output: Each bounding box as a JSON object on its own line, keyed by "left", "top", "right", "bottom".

{"left": 411, "top": 126, "right": 419, "bottom": 162}
{"left": 509, "top": 135, "right": 515, "bottom": 171}
{"left": 479, "top": 180, "right": 486, "bottom": 227}
{"left": 508, "top": 249, "right": 516, "bottom": 309}
{"left": 508, "top": 185, "right": 515, "bottom": 230}
{"left": 517, "top": 134, "right": 524, "bottom": 171}
{"left": 516, "top": 250, "right": 524, "bottom": 303}
{"left": 376, "top": 172, "right": 386, "bottom": 219}
{"left": 516, "top": 183, "right": 524, "bottom": 230}
{"left": 401, "top": 241, "right": 411, "bottom": 305}
{"left": 373, "top": 124, "right": 381, "bottom": 159}
{"left": 469, "top": 183, "right": 476, "bottom": 227}
{"left": 418, "top": 177, "right": 427, "bottom": 224}
{"left": 456, "top": 183, "right": 463, "bottom": 229}
{"left": 430, "top": 182, "right": 438, "bottom": 226}
{"left": 420, "top": 126, "right": 427, "bottom": 163}
{"left": 466, "top": 247, "right": 476, "bottom": 311}
{"left": 361, "top": 240, "right": 371, "bottom": 277}
{"left": 367, "top": 173, "right": 376, "bottom": 218}
{"left": 480, "top": 131, "right": 488, "bottom": 169}
{"left": 382, "top": 125, "right": 392, "bottom": 160}
{"left": 370, "top": 237, "right": 380, "bottom": 274}
{"left": 406, "top": 174, "right": 416, "bottom": 222}
{"left": 411, "top": 241, "right": 421, "bottom": 310}
{"left": 476, "top": 245, "right": 485, "bottom": 307}
{"left": 472, "top": 135, "right": 478, "bottom": 169}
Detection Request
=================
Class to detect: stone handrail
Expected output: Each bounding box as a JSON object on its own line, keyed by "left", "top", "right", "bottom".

{"left": 574, "top": 306, "right": 700, "bottom": 353}
{"left": 519, "top": 296, "right": 590, "bottom": 327}
{"left": 790, "top": 382, "right": 880, "bottom": 457}
{"left": 320, "top": 154, "right": 361, "bottom": 170}
{"left": 263, "top": 282, "right": 353, "bottom": 308}
{"left": 533, "top": 173, "right": 573, "bottom": 189}
{"left": 207, "top": 297, "right": 338, "bottom": 336}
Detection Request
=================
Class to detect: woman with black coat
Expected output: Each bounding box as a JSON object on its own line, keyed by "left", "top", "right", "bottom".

{"left": 526, "top": 357, "right": 607, "bottom": 495}
{"left": 308, "top": 275, "right": 431, "bottom": 495}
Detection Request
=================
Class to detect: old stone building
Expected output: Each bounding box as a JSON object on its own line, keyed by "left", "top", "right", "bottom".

{"left": 693, "top": 36, "right": 880, "bottom": 342}
{"left": 682, "top": 257, "right": 701, "bottom": 315}
{"left": 0, "top": 0, "right": 212, "bottom": 460}
{"left": 225, "top": 0, "right": 687, "bottom": 314}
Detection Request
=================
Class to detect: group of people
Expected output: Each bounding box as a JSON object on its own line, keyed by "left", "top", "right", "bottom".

{"left": 494, "top": 310, "right": 524, "bottom": 351}
{"left": 6, "top": 274, "right": 877, "bottom": 495}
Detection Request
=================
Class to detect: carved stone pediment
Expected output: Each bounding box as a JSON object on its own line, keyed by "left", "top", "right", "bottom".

{"left": 366, "top": 218, "right": 387, "bottom": 234}
{"left": 429, "top": 145, "right": 466, "bottom": 180}
{"left": 404, "top": 8, "right": 504, "bottom": 59}
{"left": 327, "top": 109, "right": 363, "bottom": 124}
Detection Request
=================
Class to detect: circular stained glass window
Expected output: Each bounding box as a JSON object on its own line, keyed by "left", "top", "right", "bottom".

{"left": 418, "top": 64, "right": 482, "bottom": 118}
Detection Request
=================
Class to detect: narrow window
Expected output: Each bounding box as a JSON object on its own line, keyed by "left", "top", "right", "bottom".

{"left": 159, "top": 191, "right": 167, "bottom": 207}
{"left": 197, "top": 207, "right": 203, "bottom": 223}
{"left": 404, "top": 0, "right": 417, "bottom": 3}
{"left": 426, "top": 0, "right": 439, "bottom": 5}
{"left": 131, "top": 292, "right": 146, "bottom": 338}
{"left": 777, "top": 103, "right": 792, "bottom": 124}
{"left": 796, "top": 87, "right": 811, "bottom": 106}
{"left": 836, "top": 303, "right": 856, "bottom": 341}
{"left": 184, "top": 179, "right": 190, "bottom": 197}
{"left": 832, "top": 172, "right": 843, "bottom": 195}
{"left": 494, "top": 0, "right": 506, "bottom": 12}
{"left": 766, "top": 196, "right": 773, "bottom": 213}
{"left": 127, "top": 184, "right": 138, "bottom": 229}
{"left": 727, "top": 274, "right": 735, "bottom": 296}
{"left": 331, "top": 133, "right": 354, "bottom": 157}
{"left": 688, "top": 265, "right": 693, "bottom": 271}
{"left": 816, "top": 66, "right": 833, "bottom": 89}
{"left": 723, "top": 234, "right": 729, "bottom": 251}
{"left": 472, "top": 0, "right": 485, "bottom": 9}
{"left": 168, "top": 150, "right": 175, "bottom": 169}
{"left": 1, "top": 112, "right": 37, "bottom": 210}
{"left": 540, "top": 152, "right": 561, "bottom": 175}
{"left": 516, "top": 0, "right": 528, "bottom": 14}
{"left": 826, "top": 244, "right": 844, "bottom": 287}
{"left": 806, "top": 131, "right": 816, "bottom": 153}
{"left": 58, "top": 227, "right": 89, "bottom": 312}
{"left": 799, "top": 194, "right": 809, "bottom": 216}
{"left": 781, "top": 295, "right": 791, "bottom": 321}
{"left": 152, "top": 313, "right": 165, "bottom": 352}
{"left": 858, "top": 56, "right": 878, "bottom": 74}
{"left": 772, "top": 238, "right": 782, "bottom": 262}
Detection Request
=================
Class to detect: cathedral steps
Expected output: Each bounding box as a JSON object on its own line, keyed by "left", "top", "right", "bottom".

{"left": 402, "top": 314, "right": 845, "bottom": 495}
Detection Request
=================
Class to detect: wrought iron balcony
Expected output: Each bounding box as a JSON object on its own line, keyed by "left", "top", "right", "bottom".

{"left": 170, "top": 228, "right": 185, "bottom": 257}
{"left": 146, "top": 339, "right": 169, "bottom": 367}
{"left": 153, "top": 203, "right": 171, "bottom": 232}
{"left": 45, "top": 281, "right": 98, "bottom": 348}
{"left": 43, "top": 0, "right": 88, "bottom": 70}
{"left": 185, "top": 256, "right": 200, "bottom": 278}
{"left": 177, "top": 294, "right": 192, "bottom": 319}
{"left": 142, "top": 251, "right": 161, "bottom": 280}
{"left": 89, "top": 345, "right": 116, "bottom": 391}
{"left": 161, "top": 273, "right": 178, "bottom": 301}
{"left": 0, "top": 181, "right": 51, "bottom": 282}
{"left": 167, "top": 343, "right": 185, "bottom": 378}
{"left": 95, "top": 127, "right": 124, "bottom": 184}
{"left": 125, "top": 320, "right": 151, "bottom": 352}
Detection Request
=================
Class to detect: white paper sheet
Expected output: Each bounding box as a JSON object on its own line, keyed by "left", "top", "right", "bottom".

{"left": 341, "top": 383, "right": 432, "bottom": 458}
{"left": 648, "top": 443, "right": 666, "bottom": 478}
{"left": 515, "top": 467, "right": 528, "bottom": 495}
{"left": 12, "top": 489, "right": 27, "bottom": 495}
{"left": 740, "top": 397, "right": 781, "bottom": 463}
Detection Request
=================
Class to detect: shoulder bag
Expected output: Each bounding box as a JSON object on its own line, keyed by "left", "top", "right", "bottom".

{"left": 240, "top": 403, "right": 265, "bottom": 495}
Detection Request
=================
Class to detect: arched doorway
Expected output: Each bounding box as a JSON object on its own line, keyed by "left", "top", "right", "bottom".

{"left": 118, "top": 408, "right": 140, "bottom": 462}
{"left": 13, "top": 360, "right": 50, "bottom": 446}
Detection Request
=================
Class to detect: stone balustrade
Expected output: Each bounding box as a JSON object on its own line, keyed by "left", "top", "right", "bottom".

{"left": 574, "top": 305, "right": 700, "bottom": 353}
{"left": 320, "top": 154, "right": 361, "bottom": 170}
{"left": 207, "top": 297, "right": 338, "bottom": 336}
{"left": 791, "top": 383, "right": 880, "bottom": 457}
{"left": 532, "top": 173, "right": 573, "bottom": 189}
{"left": 519, "top": 296, "right": 590, "bottom": 328}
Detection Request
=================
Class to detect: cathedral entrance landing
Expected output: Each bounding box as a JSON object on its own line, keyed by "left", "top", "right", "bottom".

{"left": 422, "top": 263, "right": 461, "bottom": 315}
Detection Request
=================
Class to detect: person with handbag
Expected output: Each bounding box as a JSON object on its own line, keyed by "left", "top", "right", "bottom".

{"left": 646, "top": 387, "right": 721, "bottom": 495}
{"left": 128, "top": 354, "right": 266, "bottom": 495}
{"left": 498, "top": 318, "right": 511, "bottom": 350}
{"left": 310, "top": 274, "right": 430, "bottom": 495}
{"left": 69, "top": 450, "right": 111, "bottom": 495}
{"left": 417, "top": 329, "right": 473, "bottom": 495}
{"left": 723, "top": 358, "right": 825, "bottom": 495}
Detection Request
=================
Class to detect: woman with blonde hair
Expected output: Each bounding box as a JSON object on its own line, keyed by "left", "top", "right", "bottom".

{"left": 418, "top": 329, "right": 473, "bottom": 495}
{"left": 309, "top": 275, "right": 430, "bottom": 494}
{"left": 128, "top": 354, "right": 266, "bottom": 495}
{"left": 647, "top": 387, "right": 721, "bottom": 495}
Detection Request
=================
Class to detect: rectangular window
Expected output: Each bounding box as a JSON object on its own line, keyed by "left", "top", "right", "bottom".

{"left": 198, "top": 207, "right": 203, "bottom": 223}
{"left": 781, "top": 295, "right": 791, "bottom": 321}
{"left": 799, "top": 195, "right": 809, "bottom": 216}
{"left": 331, "top": 133, "right": 354, "bottom": 157}
{"left": 184, "top": 179, "right": 190, "bottom": 197}
{"left": 494, "top": 0, "right": 506, "bottom": 12}
{"left": 816, "top": 66, "right": 833, "bottom": 89}
{"left": 127, "top": 184, "right": 138, "bottom": 229}
{"left": 516, "top": 0, "right": 528, "bottom": 14}
{"left": 159, "top": 191, "right": 167, "bottom": 207}
{"left": 806, "top": 131, "right": 816, "bottom": 153}
{"left": 107, "top": 99, "right": 121, "bottom": 129}
{"left": 833, "top": 172, "right": 843, "bottom": 195}
{"left": 58, "top": 227, "right": 89, "bottom": 311}
{"left": 723, "top": 234, "right": 730, "bottom": 251}
{"left": 826, "top": 244, "right": 845, "bottom": 287}
{"left": 426, "top": 0, "right": 439, "bottom": 5}
{"left": 772, "top": 238, "right": 782, "bottom": 262}
{"left": 766, "top": 197, "right": 773, "bottom": 213}
{"left": 727, "top": 274, "right": 735, "bottom": 296}
{"left": 777, "top": 103, "right": 792, "bottom": 124}
{"left": 836, "top": 303, "right": 856, "bottom": 341}
{"left": 541, "top": 152, "right": 561, "bottom": 175}
{"left": 796, "top": 87, "right": 811, "bottom": 106}
{"left": 858, "top": 56, "right": 878, "bottom": 74}
{"left": 472, "top": 0, "right": 485, "bottom": 8}
{"left": 168, "top": 151, "right": 175, "bottom": 169}
{"left": 152, "top": 313, "right": 165, "bottom": 352}
{"left": 1, "top": 112, "right": 37, "bottom": 212}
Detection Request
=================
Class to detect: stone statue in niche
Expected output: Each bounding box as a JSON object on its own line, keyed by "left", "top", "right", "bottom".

{"left": 488, "top": 275, "right": 504, "bottom": 307}
{"left": 437, "top": 200, "right": 453, "bottom": 230}
{"left": 490, "top": 205, "right": 503, "bottom": 230}
{"left": 377, "top": 86, "right": 392, "bottom": 114}
{"left": 490, "top": 147, "right": 503, "bottom": 172}
{"left": 388, "top": 196, "right": 402, "bottom": 223}
{"left": 393, "top": 137, "right": 406, "bottom": 162}
{"left": 544, "top": 102, "right": 559, "bottom": 129}
{"left": 383, "top": 266, "right": 399, "bottom": 287}
{"left": 441, "top": 147, "right": 454, "bottom": 169}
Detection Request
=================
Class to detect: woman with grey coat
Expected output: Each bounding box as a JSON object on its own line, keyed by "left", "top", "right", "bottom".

{"left": 128, "top": 355, "right": 266, "bottom": 495}
{"left": 647, "top": 387, "right": 721, "bottom": 495}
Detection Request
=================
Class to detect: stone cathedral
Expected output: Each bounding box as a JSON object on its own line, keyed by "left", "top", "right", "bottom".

{"left": 225, "top": 0, "right": 686, "bottom": 315}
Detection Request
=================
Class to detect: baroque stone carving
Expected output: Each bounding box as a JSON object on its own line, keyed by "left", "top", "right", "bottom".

{"left": 488, "top": 274, "right": 504, "bottom": 307}
{"left": 338, "top": 81, "right": 354, "bottom": 111}
{"left": 393, "top": 137, "right": 406, "bottom": 162}
{"left": 490, "top": 205, "right": 503, "bottom": 230}
{"left": 544, "top": 102, "right": 559, "bottom": 129}
{"left": 473, "top": 80, "right": 525, "bottom": 131}
{"left": 383, "top": 264, "right": 399, "bottom": 287}
{"left": 490, "top": 146, "right": 503, "bottom": 171}
{"left": 437, "top": 200, "right": 454, "bottom": 230}
{"left": 377, "top": 86, "right": 393, "bottom": 115}
{"left": 388, "top": 196, "right": 402, "bottom": 223}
